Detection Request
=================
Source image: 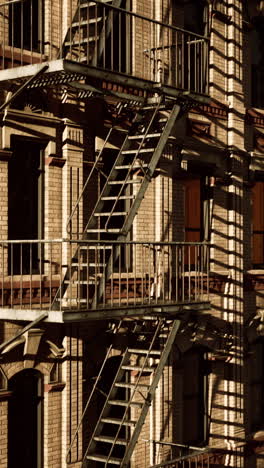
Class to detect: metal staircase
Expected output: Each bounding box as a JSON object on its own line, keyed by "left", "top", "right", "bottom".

{"left": 76, "top": 318, "right": 181, "bottom": 467}
{"left": 52, "top": 97, "right": 182, "bottom": 310}
{"left": 62, "top": 0, "right": 122, "bottom": 64}
{"left": 85, "top": 98, "right": 180, "bottom": 239}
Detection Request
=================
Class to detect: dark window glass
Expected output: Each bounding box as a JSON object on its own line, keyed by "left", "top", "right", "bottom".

{"left": 9, "top": 0, "right": 42, "bottom": 52}
{"left": 252, "top": 181, "right": 264, "bottom": 266}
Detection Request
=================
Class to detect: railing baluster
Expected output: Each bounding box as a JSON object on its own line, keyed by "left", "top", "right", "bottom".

{"left": 49, "top": 242, "right": 52, "bottom": 309}
{"left": 30, "top": 242, "right": 32, "bottom": 310}
{"left": 0, "top": 240, "right": 209, "bottom": 312}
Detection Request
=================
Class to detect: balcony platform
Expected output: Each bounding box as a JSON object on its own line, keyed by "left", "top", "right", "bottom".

{"left": 0, "top": 300, "right": 211, "bottom": 323}
{"left": 0, "top": 59, "right": 210, "bottom": 105}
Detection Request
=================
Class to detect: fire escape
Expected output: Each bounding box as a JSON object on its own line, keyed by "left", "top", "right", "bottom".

{"left": 0, "top": 0, "right": 211, "bottom": 466}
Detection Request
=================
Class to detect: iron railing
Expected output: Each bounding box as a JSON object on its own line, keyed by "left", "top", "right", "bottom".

{"left": 143, "top": 440, "right": 225, "bottom": 468}
{"left": 0, "top": 239, "right": 209, "bottom": 311}
{"left": 0, "top": 0, "right": 209, "bottom": 94}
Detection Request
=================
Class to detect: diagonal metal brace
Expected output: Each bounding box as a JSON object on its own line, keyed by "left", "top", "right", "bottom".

{"left": 0, "top": 64, "right": 49, "bottom": 113}
{"left": 0, "top": 312, "right": 48, "bottom": 354}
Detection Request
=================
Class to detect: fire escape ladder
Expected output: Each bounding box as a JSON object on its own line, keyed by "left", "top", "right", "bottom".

{"left": 61, "top": 0, "right": 122, "bottom": 64}
{"left": 85, "top": 98, "right": 180, "bottom": 238}
{"left": 82, "top": 318, "right": 181, "bottom": 467}
{"left": 51, "top": 101, "right": 130, "bottom": 310}
{"left": 88, "top": 99, "right": 181, "bottom": 308}
{"left": 51, "top": 97, "right": 183, "bottom": 310}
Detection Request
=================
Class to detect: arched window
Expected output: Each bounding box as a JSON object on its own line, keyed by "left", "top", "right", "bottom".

{"left": 8, "top": 369, "right": 43, "bottom": 468}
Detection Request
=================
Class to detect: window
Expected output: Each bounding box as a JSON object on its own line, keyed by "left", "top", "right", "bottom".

{"left": 174, "top": 348, "right": 208, "bottom": 446}
{"left": 182, "top": 0, "right": 208, "bottom": 36}
{"left": 9, "top": 0, "right": 43, "bottom": 52}
{"left": 184, "top": 178, "right": 202, "bottom": 243}
{"left": 250, "top": 18, "right": 264, "bottom": 109}
{"left": 244, "top": 1, "right": 264, "bottom": 108}
{"left": 49, "top": 361, "right": 62, "bottom": 384}
{"left": 8, "top": 137, "right": 45, "bottom": 274}
{"left": 252, "top": 181, "right": 264, "bottom": 266}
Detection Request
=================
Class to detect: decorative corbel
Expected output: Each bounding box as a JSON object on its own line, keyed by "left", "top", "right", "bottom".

{"left": 46, "top": 339, "right": 65, "bottom": 358}
{"left": 23, "top": 328, "right": 44, "bottom": 368}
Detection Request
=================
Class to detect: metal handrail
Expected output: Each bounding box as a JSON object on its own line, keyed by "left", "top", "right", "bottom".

{"left": 66, "top": 343, "right": 114, "bottom": 463}
{"left": 0, "top": 239, "right": 210, "bottom": 312}
{"left": 104, "top": 319, "right": 164, "bottom": 465}
{"left": 66, "top": 102, "right": 126, "bottom": 236}
{"left": 89, "top": 0, "right": 210, "bottom": 41}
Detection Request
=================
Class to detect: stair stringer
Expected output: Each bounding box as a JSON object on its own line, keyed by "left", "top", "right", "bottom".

{"left": 91, "top": 102, "right": 181, "bottom": 308}
{"left": 120, "top": 319, "right": 181, "bottom": 467}
{"left": 82, "top": 319, "right": 181, "bottom": 467}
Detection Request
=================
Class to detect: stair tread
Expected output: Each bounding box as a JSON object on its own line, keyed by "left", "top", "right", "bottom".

{"left": 86, "top": 453, "right": 122, "bottom": 465}
{"left": 80, "top": 0, "right": 112, "bottom": 8}
{"left": 122, "top": 148, "right": 154, "bottom": 154}
{"left": 115, "top": 164, "right": 148, "bottom": 169}
{"left": 128, "top": 133, "right": 161, "bottom": 140}
{"left": 128, "top": 348, "right": 161, "bottom": 355}
{"left": 71, "top": 17, "right": 103, "bottom": 28}
{"left": 101, "top": 195, "right": 135, "bottom": 200}
{"left": 101, "top": 417, "right": 136, "bottom": 427}
{"left": 108, "top": 399, "right": 143, "bottom": 408}
{"left": 86, "top": 228, "right": 121, "bottom": 233}
{"left": 94, "top": 435, "right": 128, "bottom": 445}
{"left": 78, "top": 245, "right": 113, "bottom": 250}
{"left": 108, "top": 179, "right": 141, "bottom": 184}
{"left": 121, "top": 365, "right": 154, "bottom": 372}
{"left": 64, "top": 280, "right": 97, "bottom": 285}
{"left": 94, "top": 212, "right": 127, "bottom": 216}
{"left": 65, "top": 36, "right": 99, "bottom": 46}
{"left": 115, "top": 382, "right": 150, "bottom": 389}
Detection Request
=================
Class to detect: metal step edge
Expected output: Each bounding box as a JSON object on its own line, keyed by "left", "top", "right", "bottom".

{"left": 128, "top": 133, "right": 161, "bottom": 140}
{"left": 94, "top": 212, "right": 127, "bottom": 216}
{"left": 56, "top": 298, "right": 88, "bottom": 303}
{"left": 65, "top": 36, "right": 99, "bottom": 46}
{"left": 121, "top": 365, "right": 154, "bottom": 372}
{"left": 71, "top": 17, "right": 103, "bottom": 28}
{"left": 108, "top": 399, "right": 143, "bottom": 408}
{"left": 115, "top": 164, "right": 148, "bottom": 170}
{"left": 101, "top": 195, "right": 135, "bottom": 200}
{"left": 128, "top": 348, "right": 161, "bottom": 355}
{"left": 71, "top": 263, "right": 107, "bottom": 268}
{"left": 94, "top": 435, "right": 128, "bottom": 446}
{"left": 121, "top": 148, "right": 154, "bottom": 155}
{"left": 108, "top": 180, "right": 141, "bottom": 184}
{"left": 78, "top": 246, "right": 113, "bottom": 250}
{"left": 101, "top": 417, "right": 136, "bottom": 427}
{"left": 64, "top": 280, "right": 97, "bottom": 285}
{"left": 115, "top": 382, "right": 150, "bottom": 390}
{"left": 69, "top": 263, "right": 106, "bottom": 267}
{"left": 86, "top": 228, "right": 121, "bottom": 233}
{"left": 86, "top": 454, "right": 121, "bottom": 465}
{"left": 80, "top": 0, "right": 112, "bottom": 7}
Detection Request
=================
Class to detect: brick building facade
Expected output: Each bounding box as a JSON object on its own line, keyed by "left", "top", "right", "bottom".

{"left": 0, "top": 0, "right": 263, "bottom": 467}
